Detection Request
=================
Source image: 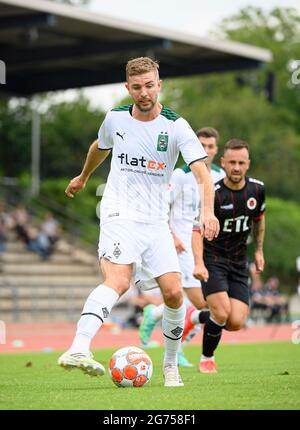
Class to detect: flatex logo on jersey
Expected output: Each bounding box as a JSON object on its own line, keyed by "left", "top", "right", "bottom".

{"left": 117, "top": 153, "right": 166, "bottom": 175}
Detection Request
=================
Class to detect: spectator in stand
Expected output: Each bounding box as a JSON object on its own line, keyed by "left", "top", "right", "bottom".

{"left": 264, "top": 276, "right": 289, "bottom": 323}
{"left": 12, "top": 206, "right": 52, "bottom": 259}
{"left": 249, "top": 262, "right": 269, "bottom": 315}
{"left": 13, "top": 206, "right": 31, "bottom": 246}
{"left": 41, "top": 212, "right": 61, "bottom": 246}
{"left": 0, "top": 201, "right": 8, "bottom": 254}
{"left": 124, "top": 286, "right": 164, "bottom": 329}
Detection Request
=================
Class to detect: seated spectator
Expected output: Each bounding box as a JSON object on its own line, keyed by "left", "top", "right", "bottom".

{"left": 264, "top": 277, "right": 289, "bottom": 323}
{"left": 0, "top": 219, "right": 6, "bottom": 254}
{"left": 116, "top": 283, "right": 163, "bottom": 328}
{"left": 41, "top": 212, "right": 61, "bottom": 245}
{"left": 12, "top": 206, "right": 53, "bottom": 259}
{"left": 0, "top": 201, "right": 6, "bottom": 253}
{"left": 249, "top": 262, "right": 271, "bottom": 323}
{"left": 12, "top": 205, "right": 31, "bottom": 245}
{"left": 0, "top": 200, "right": 15, "bottom": 254}
{"left": 249, "top": 262, "right": 267, "bottom": 306}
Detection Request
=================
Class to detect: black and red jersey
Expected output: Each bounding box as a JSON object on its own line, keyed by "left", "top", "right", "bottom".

{"left": 203, "top": 177, "right": 265, "bottom": 263}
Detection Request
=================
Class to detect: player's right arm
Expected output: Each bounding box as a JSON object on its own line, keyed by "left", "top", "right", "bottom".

{"left": 65, "top": 140, "right": 110, "bottom": 198}
{"left": 192, "top": 228, "right": 209, "bottom": 282}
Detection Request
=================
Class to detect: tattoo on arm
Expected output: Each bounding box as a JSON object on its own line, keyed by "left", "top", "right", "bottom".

{"left": 253, "top": 217, "right": 265, "bottom": 251}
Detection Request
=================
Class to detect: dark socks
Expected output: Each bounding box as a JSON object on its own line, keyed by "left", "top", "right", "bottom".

{"left": 198, "top": 310, "right": 210, "bottom": 324}
{"left": 202, "top": 317, "right": 225, "bottom": 357}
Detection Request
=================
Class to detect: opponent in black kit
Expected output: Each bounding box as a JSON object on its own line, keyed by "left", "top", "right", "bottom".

{"left": 192, "top": 139, "right": 266, "bottom": 373}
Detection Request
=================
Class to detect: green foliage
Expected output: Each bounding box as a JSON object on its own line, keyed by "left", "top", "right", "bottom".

{"left": 263, "top": 197, "right": 300, "bottom": 288}
{"left": 12, "top": 175, "right": 104, "bottom": 247}
{"left": 162, "top": 6, "right": 300, "bottom": 203}
{"left": 163, "top": 75, "right": 300, "bottom": 201}
{"left": 163, "top": 7, "right": 300, "bottom": 286}
{"left": 0, "top": 94, "right": 106, "bottom": 178}
{"left": 38, "top": 176, "right": 105, "bottom": 246}
{"left": 40, "top": 96, "right": 105, "bottom": 178}
{"left": 0, "top": 99, "right": 32, "bottom": 177}
{"left": 40, "top": 176, "right": 104, "bottom": 221}
{"left": 217, "top": 7, "right": 300, "bottom": 131}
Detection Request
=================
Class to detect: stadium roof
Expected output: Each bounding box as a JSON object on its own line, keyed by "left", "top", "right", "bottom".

{"left": 0, "top": 0, "right": 272, "bottom": 96}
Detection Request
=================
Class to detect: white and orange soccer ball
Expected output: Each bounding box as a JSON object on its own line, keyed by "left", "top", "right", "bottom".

{"left": 108, "top": 346, "right": 153, "bottom": 388}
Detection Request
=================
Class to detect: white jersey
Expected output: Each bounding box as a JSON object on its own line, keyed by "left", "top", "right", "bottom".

{"left": 98, "top": 105, "right": 207, "bottom": 224}
{"left": 210, "top": 163, "right": 226, "bottom": 184}
{"left": 169, "top": 163, "right": 225, "bottom": 247}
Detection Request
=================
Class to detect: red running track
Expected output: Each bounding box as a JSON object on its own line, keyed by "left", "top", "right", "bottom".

{"left": 0, "top": 322, "right": 293, "bottom": 354}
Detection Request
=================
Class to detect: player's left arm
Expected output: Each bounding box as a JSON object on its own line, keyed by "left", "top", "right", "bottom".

{"left": 252, "top": 182, "right": 266, "bottom": 273}
{"left": 169, "top": 170, "right": 186, "bottom": 253}
{"left": 253, "top": 215, "right": 265, "bottom": 273}
{"left": 190, "top": 160, "right": 220, "bottom": 241}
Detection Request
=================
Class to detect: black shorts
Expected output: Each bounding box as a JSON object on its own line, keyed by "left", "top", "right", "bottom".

{"left": 202, "top": 257, "right": 250, "bottom": 305}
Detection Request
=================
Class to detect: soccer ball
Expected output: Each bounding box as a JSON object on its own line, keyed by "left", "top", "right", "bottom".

{"left": 108, "top": 346, "right": 153, "bottom": 387}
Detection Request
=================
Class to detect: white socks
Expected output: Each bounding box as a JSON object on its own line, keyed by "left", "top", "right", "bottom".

{"left": 68, "top": 284, "right": 119, "bottom": 353}
{"left": 151, "top": 303, "right": 164, "bottom": 321}
{"left": 162, "top": 304, "right": 186, "bottom": 367}
{"left": 191, "top": 309, "right": 201, "bottom": 324}
{"left": 201, "top": 355, "right": 215, "bottom": 362}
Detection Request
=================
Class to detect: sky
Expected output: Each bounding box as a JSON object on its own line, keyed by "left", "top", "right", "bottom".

{"left": 89, "top": 0, "right": 300, "bottom": 37}
{"left": 59, "top": 0, "right": 300, "bottom": 109}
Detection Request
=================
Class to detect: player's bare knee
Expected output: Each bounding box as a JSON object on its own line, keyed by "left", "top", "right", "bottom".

{"left": 104, "top": 277, "right": 130, "bottom": 295}
{"left": 211, "top": 308, "right": 230, "bottom": 324}
{"left": 163, "top": 288, "right": 183, "bottom": 308}
{"left": 185, "top": 289, "right": 206, "bottom": 310}
{"left": 193, "top": 297, "right": 207, "bottom": 309}
{"left": 226, "top": 321, "right": 243, "bottom": 331}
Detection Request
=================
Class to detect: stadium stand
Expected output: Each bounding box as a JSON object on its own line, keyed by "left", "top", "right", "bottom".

{"left": 0, "top": 228, "right": 100, "bottom": 322}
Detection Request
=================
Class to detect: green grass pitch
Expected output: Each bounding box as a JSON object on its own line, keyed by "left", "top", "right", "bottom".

{"left": 0, "top": 342, "right": 299, "bottom": 410}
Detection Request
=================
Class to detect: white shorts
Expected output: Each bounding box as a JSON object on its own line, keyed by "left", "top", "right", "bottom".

{"left": 98, "top": 220, "right": 180, "bottom": 290}
{"left": 178, "top": 248, "right": 201, "bottom": 289}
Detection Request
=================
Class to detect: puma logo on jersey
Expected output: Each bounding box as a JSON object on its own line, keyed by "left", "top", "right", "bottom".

{"left": 116, "top": 132, "right": 126, "bottom": 140}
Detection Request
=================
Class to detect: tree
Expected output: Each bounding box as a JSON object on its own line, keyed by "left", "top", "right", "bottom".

{"left": 0, "top": 98, "right": 32, "bottom": 177}
{"left": 161, "top": 7, "right": 300, "bottom": 203}
{"left": 41, "top": 95, "right": 105, "bottom": 178}
{"left": 248, "top": 197, "right": 300, "bottom": 290}
{"left": 0, "top": 95, "right": 106, "bottom": 178}
{"left": 217, "top": 7, "right": 300, "bottom": 132}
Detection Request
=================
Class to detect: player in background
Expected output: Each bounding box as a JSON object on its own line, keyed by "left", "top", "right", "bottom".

{"left": 192, "top": 138, "right": 266, "bottom": 373}
{"left": 58, "top": 57, "right": 219, "bottom": 387}
{"left": 139, "top": 128, "right": 225, "bottom": 366}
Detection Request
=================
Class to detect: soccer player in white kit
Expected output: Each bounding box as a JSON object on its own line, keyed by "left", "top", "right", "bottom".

{"left": 58, "top": 57, "right": 219, "bottom": 387}
{"left": 139, "top": 128, "right": 225, "bottom": 366}
{"left": 170, "top": 128, "right": 225, "bottom": 309}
